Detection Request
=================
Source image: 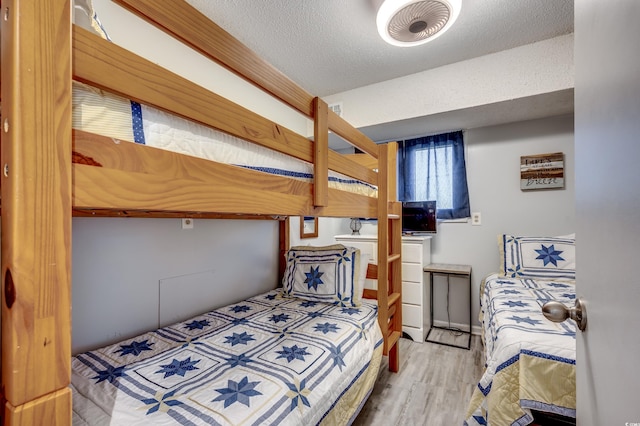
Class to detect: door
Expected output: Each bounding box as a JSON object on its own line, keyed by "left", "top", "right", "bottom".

{"left": 575, "top": 1, "right": 640, "bottom": 424}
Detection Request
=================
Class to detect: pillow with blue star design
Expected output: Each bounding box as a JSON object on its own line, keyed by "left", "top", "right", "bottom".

{"left": 498, "top": 234, "right": 575, "bottom": 280}
{"left": 282, "top": 244, "right": 364, "bottom": 306}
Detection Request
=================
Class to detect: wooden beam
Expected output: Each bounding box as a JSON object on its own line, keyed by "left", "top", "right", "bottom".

{"left": 73, "top": 130, "right": 311, "bottom": 197}
{"left": 114, "top": 0, "right": 315, "bottom": 117}
{"left": 328, "top": 110, "right": 379, "bottom": 157}
{"left": 278, "top": 218, "right": 290, "bottom": 283}
{"left": 376, "top": 144, "right": 390, "bottom": 351}
{"left": 386, "top": 142, "right": 398, "bottom": 201}
{"left": 72, "top": 209, "right": 285, "bottom": 220}
{"left": 73, "top": 163, "right": 378, "bottom": 218}
{"left": 3, "top": 389, "right": 71, "bottom": 426}
{"left": 1, "top": 0, "right": 72, "bottom": 420}
{"left": 343, "top": 153, "right": 379, "bottom": 170}
{"left": 72, "top": 131, "right": 377, "bottom": 217}
{"left": 314, "top": 97, "right": 329, "bottom": 207}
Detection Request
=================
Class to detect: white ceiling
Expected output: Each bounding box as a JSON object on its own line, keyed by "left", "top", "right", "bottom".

{"left": 185, "top": 0, "right": 574, "bottom": 144}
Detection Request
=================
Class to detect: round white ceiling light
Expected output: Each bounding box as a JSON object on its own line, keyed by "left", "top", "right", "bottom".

{"left": 376, "top": 0, "right": 461, "bottom": 47}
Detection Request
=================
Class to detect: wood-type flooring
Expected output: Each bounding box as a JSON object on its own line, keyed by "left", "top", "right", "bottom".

{"left": 354, "top": 332, "right": 484, "bottom": 426}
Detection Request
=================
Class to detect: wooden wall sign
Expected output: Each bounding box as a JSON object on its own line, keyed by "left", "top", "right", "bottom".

{"left": 520, "top": 152, "right": 565, "bottom": 190}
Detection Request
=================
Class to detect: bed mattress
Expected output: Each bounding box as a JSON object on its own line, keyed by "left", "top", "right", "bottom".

{"left": 465, "top": 273, "right": 576, "bottom": 426}
{"left": 72, "top": 82, "right": 377, "bottom": 198}
{"left": 71, "top": 289, "right": 383, "bottom": 425}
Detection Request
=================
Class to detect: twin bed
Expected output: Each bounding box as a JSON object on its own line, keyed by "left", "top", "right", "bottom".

{"left": 72, "top": 289, "right": 382, "bottom": 425}
{"left": 72, "top": 244, "right": 383, "bottom": 425}
{"left": 1, "top": 1, "right": 404, "bottom": 424}
{"left": 465, "top": 235, "right": 577, "bottom": 426}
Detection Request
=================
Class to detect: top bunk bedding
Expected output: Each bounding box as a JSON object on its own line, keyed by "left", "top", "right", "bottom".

{"left": 72, "top": 82, "right": 377, "bottom": 199}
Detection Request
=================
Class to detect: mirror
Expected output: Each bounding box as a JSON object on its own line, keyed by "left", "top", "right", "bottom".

{"left": 300, "top": 217, "right": 318, "bottom": 238}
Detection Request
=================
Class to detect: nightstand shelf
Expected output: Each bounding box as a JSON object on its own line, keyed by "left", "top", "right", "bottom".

{"left": 424, "top": 263, "right": 472, "bottom": 350}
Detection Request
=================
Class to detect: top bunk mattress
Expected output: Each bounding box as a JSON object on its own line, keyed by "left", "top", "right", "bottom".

{"left": 72, "top": 82, "right": 378, "bottom": 198}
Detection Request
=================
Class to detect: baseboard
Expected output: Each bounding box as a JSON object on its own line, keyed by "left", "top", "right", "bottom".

{"left": 432, "top": 319, "right": 482, "bottom": 336}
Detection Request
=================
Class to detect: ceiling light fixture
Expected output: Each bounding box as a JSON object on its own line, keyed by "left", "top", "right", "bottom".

{"left": 376, "top": 0, "right": 461, "bottom": 47}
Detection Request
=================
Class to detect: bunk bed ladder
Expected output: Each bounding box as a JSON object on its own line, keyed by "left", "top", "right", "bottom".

{"left": 376, "top": 142, "right": 403, "bottom": 373}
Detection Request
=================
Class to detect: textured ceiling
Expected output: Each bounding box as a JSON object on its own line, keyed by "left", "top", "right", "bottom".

{"left": 185, "top": 0, "right": 574, "bottom": 97}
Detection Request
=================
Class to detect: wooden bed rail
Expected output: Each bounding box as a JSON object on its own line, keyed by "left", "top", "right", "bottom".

{"left": 111, "top": 0, "right": 380, "bottom": 208}
{"left": 72, "top": 129, "right": 378, "bottom": 218}
{"left": 113, "top": 0, "right": 380, "bottom": 157}
{"left": 72, "top": 26, "right": 378, "bottom": 196}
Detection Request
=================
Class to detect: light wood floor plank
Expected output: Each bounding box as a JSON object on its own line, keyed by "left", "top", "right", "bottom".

{"left": 354, "top": 334, "right": 484, "bottom": 426}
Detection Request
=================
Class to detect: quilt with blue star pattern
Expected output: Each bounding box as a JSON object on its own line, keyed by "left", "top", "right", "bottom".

{"left": 71, "top": 289, "right": 383, "bottom": 425}
{"left": 465, "top": 273, "right": 576, "bottom": 426}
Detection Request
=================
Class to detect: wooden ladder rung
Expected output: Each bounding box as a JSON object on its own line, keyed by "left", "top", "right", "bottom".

{"left": 387, "top": 253, "right": 401, "bottom": 263}
{"left": 388, "top": 303, "right": 397, "bottom": 319}
{"left": 362, "top": 288, "right": 378, "bottom": 300}
{"left": 387, "top": 292, "right": 401, "bottom": 309}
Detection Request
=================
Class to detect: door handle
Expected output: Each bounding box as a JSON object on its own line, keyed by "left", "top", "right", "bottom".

{"left": 542, "top": 298, "right": 587, "bottom": 331}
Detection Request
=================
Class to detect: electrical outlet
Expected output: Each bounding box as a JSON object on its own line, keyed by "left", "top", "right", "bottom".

{"left": 181, "top": 218, "right": 194, "bottom": 229}
{"left": 471, "top": 212, "right": 481, "bottom": 226}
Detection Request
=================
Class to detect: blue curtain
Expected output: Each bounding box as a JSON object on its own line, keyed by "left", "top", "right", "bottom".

{"left": 398, "top": 131, "right": 470, "bottom": 219}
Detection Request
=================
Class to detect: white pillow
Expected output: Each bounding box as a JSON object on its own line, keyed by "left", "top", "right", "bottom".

{"left": 498, "top": 234, "right": 575, "bottom": 280}
{"left": 356, "top": 252, "right": 370, "bottom": 300}
{"left": 282, "top": 245, "right": 362, "bottom": 306}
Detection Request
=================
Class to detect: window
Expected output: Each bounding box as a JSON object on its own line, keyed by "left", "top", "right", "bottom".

{"left": 398, "top": 131, "right": 470, "bottom": 220}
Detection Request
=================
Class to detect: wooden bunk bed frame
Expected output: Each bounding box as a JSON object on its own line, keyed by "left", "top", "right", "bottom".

{"left": 0, "top": 1, "right": 402, "bottom": 424}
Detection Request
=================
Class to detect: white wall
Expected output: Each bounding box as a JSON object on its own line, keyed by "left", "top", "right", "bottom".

{"left": 72, "top": 218, "right": 279, "bottom": 353}
{"left": 289, "top": 217, "right": 351, "bottom": 247}
{"left": 311, "top": 114, "right": 575, "bottom": 331}
{"left": 434, "top": 114, "right": 575, "bottom": 329}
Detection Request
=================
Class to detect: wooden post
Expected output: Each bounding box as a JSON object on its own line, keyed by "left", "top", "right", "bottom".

{"left": 278, "top": 218, "right": 290, "bottom": 283}
{"left": 313, "top": 97, "right": 328, "bottom": 207}
{"left": 1, "top": 0, "right": 72, "bottom": 423}
{"left": 376, "top": 144, "right": 390, "bottom": 341}
{"left": 378, "top": 142, "right": 402, "bottom": 372}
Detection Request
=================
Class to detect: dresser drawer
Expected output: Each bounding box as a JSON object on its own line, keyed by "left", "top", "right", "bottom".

{"left": 402, "top": 243, "right": 423, "bottom": 263}
{"left": 403, "top": 303, "right": 422, "bottom": 328}
{"left": 402, "top": 262, "right": 423, "bottom": 283}
{"left": 402, "top": 281, "right": 422, "bottom": 304}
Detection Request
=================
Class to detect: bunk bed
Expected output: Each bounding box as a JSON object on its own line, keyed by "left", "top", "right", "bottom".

{"left": 465, "top": 234, "right": 577, "bottom": 426}
{"left": 0, "top": 1, "right": 403, "bottom": 424}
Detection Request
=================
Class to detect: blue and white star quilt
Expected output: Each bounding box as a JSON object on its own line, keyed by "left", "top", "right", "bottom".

{"left": 465, "top": 274, "right": 576, "bottom": 426}
{"left": 72, "top": 289, "right": 383, "bottom": 425}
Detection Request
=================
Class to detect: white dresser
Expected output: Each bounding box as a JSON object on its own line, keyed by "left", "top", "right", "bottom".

{"left": 334, "top": 234, "right": 432, "bottom": 342}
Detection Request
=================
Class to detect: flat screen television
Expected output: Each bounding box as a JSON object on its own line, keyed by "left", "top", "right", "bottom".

{"left": 402, "top": 201, "right": 437, "bottom": 234}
